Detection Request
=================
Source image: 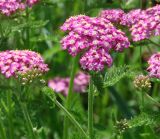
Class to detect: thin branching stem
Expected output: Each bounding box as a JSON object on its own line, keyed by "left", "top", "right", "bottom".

{"left": 148, "top": 39, "right": 160, "bottom": 47}
{"left": 88, "top": 77, "right": 94, "bottom": 139}
{"left": 7, "top": 91, "right": 14, "bottom": 139}
{"left": 146, "top": 94, "right": 160, "bottom": 107}
{"left": 54, "top": 99, "right": 89, "bottom": 139}
{"left": 139, "top": 46, "right": 142, "bottom": 70}
{"left": 16, "top": 87, "right": 36, "bottom": 139}
{"left": 140, "top": 91, "right": 145, "bottom": 112}
{"left": 63, "top": 56, "right": 79, "bottom": 139}
{"left": 0, "top": 112, "right": 7, "bottom": 139}
{"left": 26, "top": 7, "right": 30, "bottom": 48}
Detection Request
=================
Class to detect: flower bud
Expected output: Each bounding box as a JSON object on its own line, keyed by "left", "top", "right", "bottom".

{"left": 134, "top": 75, "right": 151, "bottom": 92}
{"left": 115, "top": 119, "right": 129, "bottom": 134}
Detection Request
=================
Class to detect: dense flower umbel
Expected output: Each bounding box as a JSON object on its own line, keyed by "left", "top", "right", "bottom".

{"left": 120, "top": 5, "right": 160, "bottom": 41}
{"left": 0, "top": 50, "right": 49, "bottom": 83}
{"left": 0, "top": 0, "right": 39, "bottom": 16}
{"left": 99, "top": 9, "right": 125, "bottom": 23}
{"left": 48, "top": 72, "right": 90, "bottom": 96}
{"left": 120, "top": 9, "right": 146, "bottom": 27}
{"left": 61, "top": 15, "right": 130, "bottom": 71}
{"left": 80, "top": 47, "right": 113, "bottom": 71}
{"left": 147, "top": 52, "right": 160, "bottom": 78}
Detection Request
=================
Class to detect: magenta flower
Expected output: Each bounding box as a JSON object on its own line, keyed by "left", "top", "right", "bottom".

{"left": 0, "top": 50, "right": 49, "bottom": 79}
{"left": 26, "top": 0, "right": 39, "bottom": 6}
{"left": 74, "top": 72, "right": 90, "bottom": 92}
{"left": 0, "top": 0, "right": 39, "bottom": 16}
{"left": 80, "top": 47, "right": 113, "bottom": 71}
{"left": 147, "top": 52, "right": 160, "bottom": 79}
{"left": 120, "top": 9, "right": 146, "bottom": 27}
{"left": 120, "top": 5, "right": 160, "bottom": 41}
{"left": 99, "top": 9, "right": 125, "bottom": 23}
{"left": 48, "top": 77, "right": 69, "bottom": 96}
{"left": 61, "top": 15, "right": 130, "bottom": 71}
{"left": 48, "top": 72, "right": 90, "bottom": 96}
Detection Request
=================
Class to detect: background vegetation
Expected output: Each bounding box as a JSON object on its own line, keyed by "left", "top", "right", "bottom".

{"left": 0, "top": 0, "right": 160, "bottom": 139}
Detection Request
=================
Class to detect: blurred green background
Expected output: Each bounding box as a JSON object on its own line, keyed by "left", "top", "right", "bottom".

{"left": 0, "top": 0, "right": 160, "bottom": 139}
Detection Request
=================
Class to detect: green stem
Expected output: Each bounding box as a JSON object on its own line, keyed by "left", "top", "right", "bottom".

{"left": 88, "top": 77, "right": 94, "bottom": 139}
{"left": 20, "top": 102, "right": 36, "bottom": 139}
{"left": 148, "top": 39, "right": 160, "bottom": 47}
{"left": 146, "top": 94, "right": 160, "bottom": 107}
{"left": 63, "top": 56, "right": 79, "bottom": 139}
{"left": 146, "top": 45, "right": 153, "bottom": 54}
{"left": 0, "top": 114, "right": 7, "bottom": 139}
{"left": 54, "top": 99, "right": 88, "bottom": 139}
{"left": 153, "top": 83, "right": 158, "bottom": 97}
{"left": 26, "top": 7, "right": 30, "bottom": 48}
{"left": 140, "top": 91, "right": 144, "bottom": 112}
{"left": 16, "top": 87, "right": 36, "bottom": 139}
{"left": 7, "top": 91, "right": 14, "bottom": 139}
{"left": 139, "top": 46, "right": 142, "bottom": 70}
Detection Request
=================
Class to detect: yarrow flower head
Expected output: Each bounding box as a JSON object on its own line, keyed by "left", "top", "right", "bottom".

{"left": 61, "top": 15, "right": 130, "bottom": 71}
{"left": 147, "top": 52, "right": 160, "bottom": 79}
{"left": 99, "top": 9, "right": 125, "bottom": 23}
{"left": 80, "top": 47, "right": 113, "bottom": 71}
{"left": 48, "top": 72, "right": 90, "bottom": 96}
{"left": 0, "top": 0, "right": 39, "bottom": 16}
{"left": 119, "top": 5, "right": 160, "bottom": 41}
{"left": 120, "top": 9, "right": 146, "bottom": 27}
{"left": 0, "top": 50, "right": 49, "bottom": 84}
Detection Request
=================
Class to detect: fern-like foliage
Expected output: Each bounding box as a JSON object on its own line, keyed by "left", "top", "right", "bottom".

{"left": 11, "top": 20, "right": 49, "bottom": 32}
{"left": 103, "top": 65, "right": 138, "bottom": 87}
{"left": 90, "top": 72, "right": 105, "bottom": 94}
{"left": 128, "top": 110, "right": 160, "bottom": 129}
{"left": 128, "top": 113, "right": 154, "bottom": 128}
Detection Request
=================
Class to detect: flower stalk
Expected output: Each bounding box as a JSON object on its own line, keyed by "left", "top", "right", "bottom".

{"left": 7, "top": 91, "right": 14, "bottom": 139}
{"left": 55, "top": 99, "right": 88, "bottom": 139}
{"left": 0, "top": 116, "right": 6, "bottom": 139}
{"left": 16, "top": 86, "right": 36, "bottom": 139}
{"left": 88, "top": 77, "right": 94, "bottom": 139}
{"left": 26, "top": 7, "right": 30, "bottom": 48}
{"left": 63, "top": 56, "right": 79, "bottom": 139}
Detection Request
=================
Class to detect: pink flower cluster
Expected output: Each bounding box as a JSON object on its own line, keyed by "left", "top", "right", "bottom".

{"left": 0, "top": 0, "right": 39, "bottom": 16}
{"left": 147, "top": 52, "right": 160, "bottom": 79}
{"left": 130, "top": 5, "right": 160, "bottom": 41}
{"left": 100, "top": 5, "right": 160, "bottom": 41}
{"left": 120, "top": 9, "right": 146, "bottom": 27}
{"left": 48, "top": 72, "right": 90, "bottom": 96}
{"left": 99, "top": 9, "right": 125, "bottom": 23}
{"left": 61, "top": 15, "right": 130, "bottom": 71}
{"left": 0, "top": 50, "right": 49, "bottom": 78}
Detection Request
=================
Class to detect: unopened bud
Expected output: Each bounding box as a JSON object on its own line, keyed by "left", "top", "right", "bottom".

{"left": 134, "top": 75, "right": 151, "bottom": 92}
{"left": 115, "top": 119, "right": 129, "bottom": 134}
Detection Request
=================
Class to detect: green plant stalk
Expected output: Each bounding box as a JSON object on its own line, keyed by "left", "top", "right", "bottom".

{"left": 88, "top": 78, "right": 94, "bottom": 139}
{"left": 26, "top": 7, "right": 30, "bottom": 48}
{"left": 63, "top": 56, "right": 79, "bottom": 139}
{"left": 16, "top": 86, "right": 36, "bottom": 139}
{"left": 146, "top": 94, "right": 160, "bottom": 107}
{"left": 139, "top": 46, "right": 142, "bottom": 70}
{"left": 7, "top": 91, "right": 14, "bottom": 139}
{"left": 20, "top": 102, "right": 36, "bottom": 139}
{"left": 140, "top": 91, "right": 145, "bottom": 112}
{"left": 148, "top": 39, "right": 160, "bottom": 47}
{"left": 153, "top": 83, "right": 158, "bottom": 97}
{"left": 54, "top": 99, "right": 88, "bottom": 139}
{"left": 0, "top": 114, "right": 7, "bottom": 139}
